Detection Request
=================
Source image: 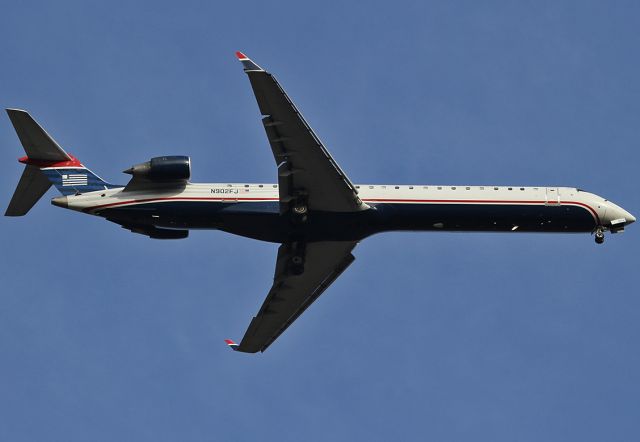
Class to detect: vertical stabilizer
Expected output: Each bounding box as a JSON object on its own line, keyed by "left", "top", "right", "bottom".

{"left": 5, "top": 109, "right": 118, "bottom": 216}
{"left": 6, "top": 109, "right": 71, "bottom": 162}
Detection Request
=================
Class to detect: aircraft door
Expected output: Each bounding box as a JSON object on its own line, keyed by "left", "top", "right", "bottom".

{"left": 545, "top": 187, "right": 560, "bottom": 205}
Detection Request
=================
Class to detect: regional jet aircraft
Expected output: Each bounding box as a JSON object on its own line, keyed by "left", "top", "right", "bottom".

{"left": 5, "top": 52, "right": 635, "bottom": 353}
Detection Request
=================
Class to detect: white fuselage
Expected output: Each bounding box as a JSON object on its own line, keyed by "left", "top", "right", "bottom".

{"left": 58, "top": 182, "right": 633, "bottom": 230}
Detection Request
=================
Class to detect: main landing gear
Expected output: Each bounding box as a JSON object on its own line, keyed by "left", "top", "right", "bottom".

{"left": 595, "top": 227, "right": 605, "bottom": 244}
{"left": 291, "top": 196, "right": 308, "bottom": 224}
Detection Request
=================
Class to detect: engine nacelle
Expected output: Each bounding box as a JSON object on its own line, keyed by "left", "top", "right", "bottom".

{"left": 124, "top": 155, "right": 191, "bottom": 182}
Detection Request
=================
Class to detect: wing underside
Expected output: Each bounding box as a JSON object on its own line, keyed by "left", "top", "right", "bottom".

{"left": 236, "top": 52, "right": 367, "bottom": 214}
{"left": 229, "top": 241, "right": 357, "bottom": 353}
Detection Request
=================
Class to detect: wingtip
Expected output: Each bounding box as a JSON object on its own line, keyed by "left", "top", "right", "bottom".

{"left": 234, "top": 51, "right": 264, "bottom": 72}
{"left": 224, "top": 339, "right": 239, "bottom": 350}
{"left": 6, "top": 108, "right": 28, "bottom": 114}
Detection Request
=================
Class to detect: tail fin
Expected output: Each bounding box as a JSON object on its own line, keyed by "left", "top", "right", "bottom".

{"left": 5, "top": 109, "right": 118, "bottom": 216}
{"left": 7, "top": 108, "right": 72, "bottom": 162}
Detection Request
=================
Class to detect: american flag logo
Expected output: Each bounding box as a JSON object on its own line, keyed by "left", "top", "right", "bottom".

{"left": 62, "top": 174, "right": 88, "bottom": 186}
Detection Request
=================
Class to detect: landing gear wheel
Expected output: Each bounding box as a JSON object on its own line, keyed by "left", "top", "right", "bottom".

{"left": 293, "top": 205, "right": 308, "bottom": 215}
{"left": 291, "top": 204, "right": 308, "bottom": 224}
{"left": 595, "top": 228, "right": 605, "bottom": 244}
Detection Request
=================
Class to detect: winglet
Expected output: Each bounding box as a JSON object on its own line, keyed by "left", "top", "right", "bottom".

{"left": 234, "top": 51, "right": 264, "bottom": 72}
{"left": 224, "top": 339, "right": 240, "bottom": 351}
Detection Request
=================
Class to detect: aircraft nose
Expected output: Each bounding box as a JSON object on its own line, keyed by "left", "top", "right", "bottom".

{"left": 618, "top": 206, "right": 636, "bottom": 225}
{"left": 606, "top": 202, "right": 635, "bottom": 227}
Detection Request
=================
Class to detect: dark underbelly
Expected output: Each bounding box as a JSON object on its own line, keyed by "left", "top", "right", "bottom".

{"left": 97, "top": 201, "right": 597, "bottom": 243}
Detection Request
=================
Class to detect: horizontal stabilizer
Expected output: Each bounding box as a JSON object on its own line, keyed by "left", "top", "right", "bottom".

{"left": 6, "top": 109, "right": 71, "bottom": 161}
{"left": 5, "top": 165, "right": 52, "bottom": 216}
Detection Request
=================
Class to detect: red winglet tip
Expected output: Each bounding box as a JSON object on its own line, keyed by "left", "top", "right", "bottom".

{"left": 225, "top": 339, "right": 239, "bottom": 351}
{"left": 235, "top": 51, "right": 247, "bottom": 60}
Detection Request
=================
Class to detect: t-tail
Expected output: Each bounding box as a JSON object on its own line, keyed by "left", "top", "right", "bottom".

{"left": 5, "top": 109, "right": 118, "bottom": 216}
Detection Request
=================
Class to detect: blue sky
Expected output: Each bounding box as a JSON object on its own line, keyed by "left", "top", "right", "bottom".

{"left": 1, "top": 1, "right": 639, "bottom": 441}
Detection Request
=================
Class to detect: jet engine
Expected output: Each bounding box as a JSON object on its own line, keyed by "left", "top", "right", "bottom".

{"left": 124, "top": 155, "right": 191, "bottom": 182}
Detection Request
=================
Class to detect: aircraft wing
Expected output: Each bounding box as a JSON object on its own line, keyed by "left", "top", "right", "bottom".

{"left": 236, "top": 52, "right": 368, "bottom": 214}
{"left": 227, "top": 241, "right": 357, "bottom": 353}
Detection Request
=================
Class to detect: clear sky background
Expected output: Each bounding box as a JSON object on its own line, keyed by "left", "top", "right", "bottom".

{"left": 1, "top": 1, "right": 639, "bottom": 441}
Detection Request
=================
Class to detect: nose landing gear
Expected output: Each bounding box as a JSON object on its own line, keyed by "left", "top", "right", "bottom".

{"left": 595, "top": 227, "right": 605, "bottom": 244}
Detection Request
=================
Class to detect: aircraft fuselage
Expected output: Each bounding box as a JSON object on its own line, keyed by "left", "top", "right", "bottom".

{"left": 52, "top": 183, "right": 635, "bottom": 243}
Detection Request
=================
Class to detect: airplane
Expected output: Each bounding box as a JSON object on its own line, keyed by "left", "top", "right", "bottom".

{"left": 5, "top": 51, "right": 635, "bottom": 354}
